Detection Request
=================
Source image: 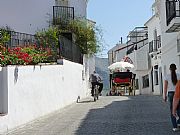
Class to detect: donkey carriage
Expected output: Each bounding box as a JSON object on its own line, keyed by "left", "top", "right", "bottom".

{"left": 108, "top": 61, "right": 136, "bottom": 96}
{"left": 111, "top": 71, "right": 136, "bottom": 96}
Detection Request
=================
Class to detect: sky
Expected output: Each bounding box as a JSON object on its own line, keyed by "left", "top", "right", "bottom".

{"left": 87, "top": 0, "right": 154, "bottom": 58}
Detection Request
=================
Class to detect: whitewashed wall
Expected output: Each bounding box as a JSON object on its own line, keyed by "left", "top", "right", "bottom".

{"left": 145, "top": 14, "right": 162, "bottom": 95}
{"left": 108, "top": 44, "right": 125, "bottom": 65}
{"left": 158, "top": 0, "right": 180, "bottom": 74}
{"left": 0, "top": 0, "right": 55, "bottom": 34}
{"left": 0, "top": 0, "right": 87, "bottom": 34}
{"left": 145, "top": 15, "right": 161, "bottom": 41}
{"left": 128, "top": 51, "right": 151, "bottom": 95}
{"left": 115, "top": 44, "right": 127, "bottom": 62}
{"left": 0, "top": 59, "right": 89, "bottom": 133}
{"left": 83, "top": 54, "right": 95, "bottom": 93}
{"left": 69, "top": 0, "right": 87, "bottom": 18}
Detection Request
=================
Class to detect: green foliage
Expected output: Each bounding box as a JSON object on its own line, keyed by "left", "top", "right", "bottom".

{"left": 59, "top": 19, "right": 103, "bottom": 54}
{"left": 0, "top": 29, "right": 10, "bottom": 45}
{"left": 35, "top": 27, "right": 59, "bottom": 49}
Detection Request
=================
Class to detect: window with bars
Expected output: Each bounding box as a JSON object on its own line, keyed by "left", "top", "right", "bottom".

{"left": 135, "top": 79, "right": 139, "bottom": 89}
{"left": 142, "top": 75, "right": 149, "bottom": 88}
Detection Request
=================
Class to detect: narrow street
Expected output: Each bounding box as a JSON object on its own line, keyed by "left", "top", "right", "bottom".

{"left": 7, "top": 95, "right": 179, "bottom": 135}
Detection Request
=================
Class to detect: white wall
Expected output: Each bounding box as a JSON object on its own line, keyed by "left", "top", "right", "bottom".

{"left": 0, "top": 59, "right": 89, "bottom": 133}
{"left": 0, "top": 0, "right": 55, "bottom": 34}
{"left": 69, "top": 0, "right": 87, "bottom": 18}
{"left": 108, "top": 44, "right": 126, "bottom": 65}
{"left": 145, "top": 15, "right": 161, "bottom": 41}
{"left": 83, "top": 54, "right": 95, "bottom": 92}
{"left": 0, "top": 68, "right": 8, "bottom": 114}
{"left": 145, "top": 13, "right": 162, "bottom": 95}
{"left": 158, "top": 0, "right": 180, "bottom": 74}
{"left": 135, "top": 46, "right": 149, "bottom": 70}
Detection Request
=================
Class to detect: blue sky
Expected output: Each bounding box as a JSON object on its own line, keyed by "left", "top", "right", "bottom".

{"left": 87, "top": 0, "right": 154, "bottom": 57}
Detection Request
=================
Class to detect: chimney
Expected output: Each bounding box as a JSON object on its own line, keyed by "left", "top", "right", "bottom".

{"left": 120, "top": 37, "right": 123, "bottom": 44}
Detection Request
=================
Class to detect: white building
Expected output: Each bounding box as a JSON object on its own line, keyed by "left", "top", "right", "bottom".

{"left": 125, "top": 27, "right": 150, "bottom": 95}
{"left": 0, "top": 0, "right": 97, "bottom": 133}
{"left": 0, "top": 0, "right": 88, "bottom": 34}
{"left": 154, "top": 0, "right": 180, "bottom": 75}
{"left": 108, "top": 0, "right": 180, "bottom": 95}
{"left": 144, "top": 4, "right": 162, "bottom": 95}
{"left": 108, "top": 43, "right": 127, "bottom": 66}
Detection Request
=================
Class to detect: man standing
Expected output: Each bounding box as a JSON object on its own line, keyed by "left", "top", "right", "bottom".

{"left": 89, "top": 71, "right": 103, "bottom": 96}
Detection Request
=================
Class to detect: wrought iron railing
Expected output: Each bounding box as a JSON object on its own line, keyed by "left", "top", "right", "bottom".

{"left": 126, "top": 38, "right": 148, "bottom": 55}
{"left": 126, "top": 46, "right": 134, "bottom": 55}
{"left": 59, "top": 35, "right": 83, "bottom": 64}
{"left": 53, "top": 6, "right": 74, "bottom": 27}
{"left": 0, "top": 29, "right": 36, "bottom": 48}
{"left": 166, "top": 0, "right": 180, "bottom": 25}
{"left": 149, "top": 39, "right": 161, "bottom": 53}
{"left": 9, "top": 31, "right": 36, "bottom": 48}
{"left": 0, "top": 29, "right": 83, "bottom": 64}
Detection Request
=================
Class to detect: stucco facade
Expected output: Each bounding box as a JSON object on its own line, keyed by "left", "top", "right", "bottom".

{"left": 0, "top": 0, "right": 87, "bottom": 34}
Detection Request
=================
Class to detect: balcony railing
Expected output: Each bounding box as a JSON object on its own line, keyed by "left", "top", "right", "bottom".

{"left": 59, "top": 35, "right": 83, "bottom": 64}
{"left": 166, "top": 0, "right": 180, "bottom": 25}
{"left": 53, "top": 6, "right": 74, "bottom": 27}
{"left": 0, "top": 29, "right": 36, "bottom": 48}
{"left": 149, "top": 38, "right": 161, "bottom": 53}
{"left": 126, "top": 38, "right": 148, "bottom": 55}
{"left": 0, "top": 29, "right": 83, "bottom": 64}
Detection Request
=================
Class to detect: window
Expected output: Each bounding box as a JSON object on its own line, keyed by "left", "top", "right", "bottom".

{"left": 135, "top": 79, "right": 139, "bottom": 89}
{"left": 157, "top": 35, "right": 161, "bottom": 48}
{"left": 177, "top": 38, "right": 180, "bottom": 53}
{"left": 154, "top": 65, "right": 159, "bottom": 85}
{"left": 142, "top": 75, "right": 149, "bottom": 88}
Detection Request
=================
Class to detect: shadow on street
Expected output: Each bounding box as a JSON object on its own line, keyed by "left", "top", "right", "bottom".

{"left": 75, "top": 95, "right": 179, "bottom": 135}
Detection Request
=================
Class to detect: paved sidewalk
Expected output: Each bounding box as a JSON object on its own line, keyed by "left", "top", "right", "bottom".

{"left": 7, "top": 95, "right": 180, "bottom": 135}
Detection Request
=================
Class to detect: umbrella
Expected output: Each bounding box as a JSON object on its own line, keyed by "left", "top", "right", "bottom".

{"left": 108, "top": 61, "right": 134, "bottom": 71}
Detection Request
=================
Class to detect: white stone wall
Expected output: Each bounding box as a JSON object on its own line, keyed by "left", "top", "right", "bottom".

{"left": 0, "top": 0, "right": 55, "bottom": 34}
{"left": 0, "top": 59, "right": 90, "bottom": 133}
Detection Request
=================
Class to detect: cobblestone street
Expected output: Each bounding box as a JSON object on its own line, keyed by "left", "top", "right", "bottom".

{"left": 7, "top": 95, "right": 179, "bottom": 135}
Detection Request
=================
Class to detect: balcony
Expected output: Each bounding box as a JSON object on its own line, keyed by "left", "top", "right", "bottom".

{"left": 53, "top": 6, "right": 74, "bottom": 28}
{"left": 166, "top": 0, "right": 180, "bottom": 32}
{"left": 149, "top": 38, "right": 161, "bottom": 54}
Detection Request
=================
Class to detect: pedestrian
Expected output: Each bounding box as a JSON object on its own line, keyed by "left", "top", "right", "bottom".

{"left": 163, "top": 63, "right": 180, "bottom": 131}
{"left": 172, "top": 80, "right": 180, "bottom": 120}
{"left": 89, "top": 71, "right": 103, "bottom": 96}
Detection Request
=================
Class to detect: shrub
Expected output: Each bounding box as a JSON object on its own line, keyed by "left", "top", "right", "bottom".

{"left": 0, "top": 45, "right": 52, "bottom": 66}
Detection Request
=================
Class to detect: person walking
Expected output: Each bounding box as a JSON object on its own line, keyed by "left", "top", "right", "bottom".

{"left": 163, "top": 63, "right": 180, "bottom": 131}
{"left": 172, "top": 80, "right": 180, "bottom": 119}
